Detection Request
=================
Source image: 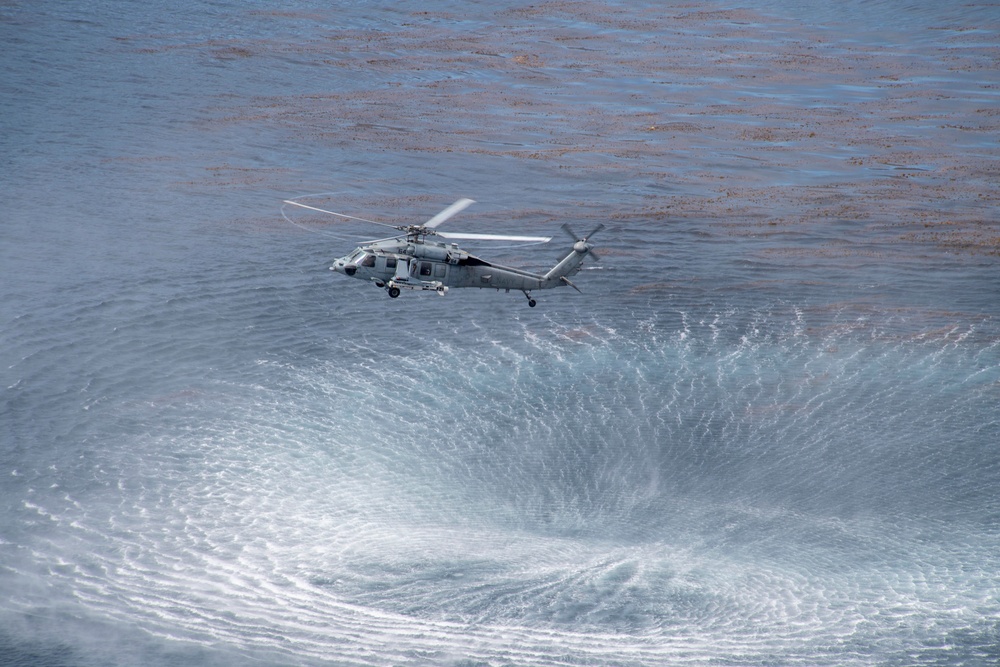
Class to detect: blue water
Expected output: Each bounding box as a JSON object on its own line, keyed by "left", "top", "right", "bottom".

{"left": 3, "top": 1, "right": 999, "bottom": 665}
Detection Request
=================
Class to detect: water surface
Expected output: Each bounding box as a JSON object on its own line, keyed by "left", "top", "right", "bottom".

{"left": 2, "top": 1, "right": 998, "bottom": 665}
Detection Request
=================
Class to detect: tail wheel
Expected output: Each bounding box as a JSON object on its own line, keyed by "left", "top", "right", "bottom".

{"left": 528, "top": 299, "right": 537, "bottom": 307}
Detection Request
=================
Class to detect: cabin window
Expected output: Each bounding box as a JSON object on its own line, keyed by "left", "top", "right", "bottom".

{"left": 386, "top": 257, "right": 397, "bottom": 269}
{"left": 434, "top": 264, "right": 446, "bottom": 278}
{"left": 419, "top": 262, "right": 433, "bottom": 276}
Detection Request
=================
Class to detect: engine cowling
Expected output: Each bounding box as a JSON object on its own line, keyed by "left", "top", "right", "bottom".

{"left": 412, "top": 244, "right": 449, "bottom": 261}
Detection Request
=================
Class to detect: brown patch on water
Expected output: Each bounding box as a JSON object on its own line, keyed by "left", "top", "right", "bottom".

{"left": 175, "top": 165, "right": 295, "bottom": 190}
{"left": 119, "top": 2, "right": 998, "bottom": 263}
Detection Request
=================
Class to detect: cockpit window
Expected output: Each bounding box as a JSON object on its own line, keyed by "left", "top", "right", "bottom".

{"left": 348, "top": 249, "right": 364, "bottom": 262}
{"left": 360, "top": 253, "right": 376, "bottom": 267}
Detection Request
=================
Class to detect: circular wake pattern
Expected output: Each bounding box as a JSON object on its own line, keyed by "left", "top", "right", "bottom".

{"left": 5, "top": 306, "right": 998, "bottom": 666}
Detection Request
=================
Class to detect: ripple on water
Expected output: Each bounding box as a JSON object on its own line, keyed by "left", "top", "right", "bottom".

{"left": 5, "top": 307, "right": 998, "bottom": 665}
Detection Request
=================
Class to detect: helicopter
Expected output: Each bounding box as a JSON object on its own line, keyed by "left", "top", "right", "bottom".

{"left": 282, "top": 198, "right": 602, "bottom": 307}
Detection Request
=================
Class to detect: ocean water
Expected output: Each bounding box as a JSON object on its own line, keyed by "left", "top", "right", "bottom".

{"left": 2, "top": 1, "right": 999, "bottom": 665}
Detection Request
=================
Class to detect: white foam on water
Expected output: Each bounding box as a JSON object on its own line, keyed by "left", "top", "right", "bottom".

{"left": 5, "top": 309, "right": 998, "bottom": 665}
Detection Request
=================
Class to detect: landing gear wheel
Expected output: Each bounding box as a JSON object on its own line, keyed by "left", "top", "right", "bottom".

{"left": 387, "top": 287, "right": 401, "bottom": 298}
{"left": 528, "top": 299, "right": 537, "bottom": 307}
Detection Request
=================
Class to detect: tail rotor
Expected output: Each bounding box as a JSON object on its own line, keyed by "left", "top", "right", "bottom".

{"left": 561, "top": 222, "right": 603, "bottom": 261}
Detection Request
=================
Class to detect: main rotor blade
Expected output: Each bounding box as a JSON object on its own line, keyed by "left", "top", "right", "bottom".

{"left": 437, "top": 231, "right": 552, "bottom": 243}
{"left": 282, "top": 200, "right": 397, "bottom": 228}
{"left": 424, "top": 198, "right": 475, "bottom": 229}
{"left": 360, "top": 234, "right": 406, "bottom": 245}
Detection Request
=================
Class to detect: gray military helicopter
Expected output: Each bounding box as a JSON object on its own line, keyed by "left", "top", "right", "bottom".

{"left": 282, "top": 198, "right": 602, "bottom": 307}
